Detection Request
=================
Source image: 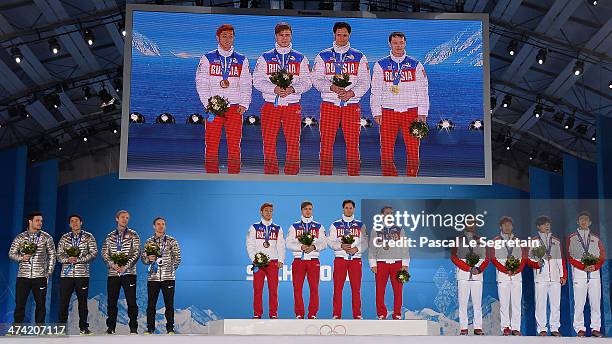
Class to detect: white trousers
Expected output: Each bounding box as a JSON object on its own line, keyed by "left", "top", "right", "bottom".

{"left": 534, "top": 281, "right": 561, "bottom": 332}
{"left": 458, "top": 280, "right": 483, "bottom": 329}
{"left": 573, "top": 278, "right": 601, "bottom": 332}
{"left": 498, "top": 280, "right": 522, "bottom": 330}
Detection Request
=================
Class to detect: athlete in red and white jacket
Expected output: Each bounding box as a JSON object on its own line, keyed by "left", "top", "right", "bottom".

{"left": 489, "top": 216, "right": 527, "bottom": 336}
{"left": 312, "top": 22, "right": 370, "bottom": 176}
{"left": 285, "top": 201, "right": 327, "bottom": 319}
{"left": 526, "top": 216, "right": 567, "bottom": 336}
{"left": 450, "top": 223, "right": 488, "bottom": 335}
{"left": 566, "top": 211, "right": 605, "bottom": 337}
{"left": 371, "top": 32, "right": 429, "bottom": 177}
{"left": 328, "top": 199, "right": 368, "bottom": 319}
{"left": 246, "top": 203, "right": 285, "bottom": 319}
{"left": 253, "top": 23, "right": 312, "bottom": 175}
{"left": 195, "top": 24, "right": 252, "bottom": 174}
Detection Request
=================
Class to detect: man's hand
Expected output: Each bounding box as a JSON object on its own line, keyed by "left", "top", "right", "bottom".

{"left": 117, "top": 266, "right": 127, "bottom": 274}
{"left": 585, "top": 266, "right": 595, "bottom": 272}
{"left": 348, "top": 247, "right": 359, "bottom": 255}
{"left": 418, "top": 115, "right": 427, "bottom": 123}
{"left": 305, "top": 246, "right": 316, "bottom": 254}
{"left": 277, "top": 261, "right": 283, "bottom": 268}
{"left": 281, "top": 86, "right": 295, "bottom": 98}
{"left": 68, "top": 257, "right": 78, "bottom": 264}
{"left": 341, "top": 243, "right": 351, "bottom": 251}
{"left": 560, "top": 277, "right": 567, "bottom": 286}
{"left": 237, "top": 105, "right": 247, "bottom": 115}
{"left": 371, "top": 266, "right": 377, "bottom": 274}
{"left": 339, "top": 90, "right": 355, "bottom": 102}
{"left": 21, "top": 254, "right": 31, "bottom": 262}
{"left": 148, "top": 255, "right": 157, "bottom": 262}
{"left": 330, "top": 84, "right": 344, "bottom": 94}
{"left": 274, "top": 86, "right": 283, "bottom": 96}
{"left": 374, "top": 116, "right": 382, "bottom": 126}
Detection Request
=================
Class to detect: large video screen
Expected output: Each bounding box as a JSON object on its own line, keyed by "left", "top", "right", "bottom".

{"left": 120, "top": 6, "right": 491, "bottom": 184}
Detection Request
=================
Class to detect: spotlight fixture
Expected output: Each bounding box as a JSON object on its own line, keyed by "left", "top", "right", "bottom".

{"left": 8, "top": 104, "right": 30, "bottom": 119}
{"left": 302, "top": 116, "right": 318, "bottom": 128}
{"left": 591, "top": 132, "right": 596, "bottom": 141}
{"left": 469, "top": 119, "right": 484, "bottom": 131}
{"left": 187, "top": 113, "right": 204, "bottom": 125}
{"left": 501, "top": 94, "right": 512, "bottom": 108}
{"left": 591, "top": 0, "right": 597, "bottom": 5}
{"left": 84, "top": 29, "right": 95, "bottom": 46}
{"left": 48, "top": 38, "right": 61, "bottom": 55}
{"left": 533, "top": 103, "right": 543, "bottom": 118}
{"left": 507, "top": 40, "right": 518, "bottom": 56}
{"left": 129, "top": 112, "right": 145, "bottom": 123}
{"left": 44, "top": 93, "right": 61, "bottom": 109}
{"left": 98, "top": 89, "right": 118, "bottom": 112}
{"left": 82, "top": 86, "right": 92, "bottom": 100}
{"left": 156, "top": 112, "right": 175, "bottom": 124}
{"left": 11, "top": 47, "right": 23, "bottom": 64}
{"left": 246, "top": 115, "right": 260, "bottom": 126}
{"left": 437, "top": 119, "right": 455, "bottom": 131}
{"left": 536, "top": 48, "right": 547, "bottom": 65}
{"left": 360, "top": 117, "right": 373, "bottom": 128}
{"left": 113, "top": 78, "right": 122, "bottom": 92}
{"left": 504, "top": 135, "right": 512, "bottom": 150}
{"left": 564, "top": 116, "right": 575, "bottom": 130}
{"left": 82, "top": 136, "right": 88, "bottom": 142}
{"left": 608, "top": 80, "right": 611, "bottom": 89}
{"left": 573, "top": 60, "right": 584, "bottom": 76}
{"left": 529, "top": 149, "right": 538, "bottom": 161}
{"left": 118, "top": 23, "right": 126, "bottom": 37}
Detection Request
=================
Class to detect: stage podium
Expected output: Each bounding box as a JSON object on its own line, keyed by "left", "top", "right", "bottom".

{"left": 208, "top": 319, "right": 439, "bottom": 336}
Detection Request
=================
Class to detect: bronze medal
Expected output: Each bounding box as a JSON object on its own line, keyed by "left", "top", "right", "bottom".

{"left": 383, "top": 245, "right": 390, "bottom": 251}
{"left": 263, "top": 241, "right": 270, "bottom": 248}
{"left": 220, "top": 79, "right": 230, "bottom": 88}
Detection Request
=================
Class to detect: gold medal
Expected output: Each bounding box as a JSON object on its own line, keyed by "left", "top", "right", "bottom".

{"left": 391, "top": 85, "right": 400, "bottom": 94}
{"left": 220, "top": 79, "right": 230, "bottom": 88}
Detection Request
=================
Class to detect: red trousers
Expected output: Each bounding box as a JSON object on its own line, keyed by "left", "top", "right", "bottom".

{"left": 253, "top": 260, "right": 279, "bottom": 318}
{"left": 292, "top": 259, "right": 320, "bottom": 318}
{"left": 261, "top": 102, "right": 301, "bottom": 175}
{"left": 375, "top": 261, "right": 404, "bottom": 318}
{"left": 380, "top": 107, "right": 420, "bottom": 177}
{"left": 332, "top": 258, "right": 362, "bottom": 319}
{"left": 205, "top": 105, "right": 242, "bottom": 174}
{"left": 319, "top": 102, "right": 361, "bottom": 176}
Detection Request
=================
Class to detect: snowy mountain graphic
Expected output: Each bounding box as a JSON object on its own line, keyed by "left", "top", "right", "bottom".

{"left": 132, "top": 31, "right": 161, "bottom": 57}
{"left": 424, "top": 29, "right": 483, "bottom": 66}
{"left": 64, "top": 293, "right": 219, "bottom": 335}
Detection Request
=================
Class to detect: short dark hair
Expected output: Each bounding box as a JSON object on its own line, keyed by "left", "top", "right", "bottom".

{"left": 342, "top": 199, "right": 355, "bottom": 208}
{"left": 275, "top": 22, "right": 292, "bottom": 34}
{"left": 388, "top": 32, "right": 406, "bottom": 43}
{"left": 535, "top": 216, "right": 551, "bottom": 227}
{"left": 499, "top": 216, "right": 513, "bottom": 226}
{"left": 27, "top": 211, "right": 43, "bottom": 222}
{"left": 260, "top": 203, "right": 273, "bottom": 212}
{"left": 68, "top": 214, "right": 83, "bottom": 222}
{"left": 216, "top": 24, "right": 234, "bottom": 37}
{"left": 381, "top": 206, "right": 393, "bottom": 214}
{"left": 300, "top": 201, "right": 313, "bottom": 209}
{"left": 153, "top": 217, "right": 166, "bottom": 225}
{"left": 333, "top": 22, "right": 351, "bottom": 34}
{"left": 577, "top": 211, "right": 592, "bottom": 221}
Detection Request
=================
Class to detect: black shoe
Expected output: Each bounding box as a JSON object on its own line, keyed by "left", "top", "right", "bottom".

{"left": 80, "top": 329, "right": 92, "bottom": 335}
{"left": 106, "top": 328, "right": 115, "bottom": 335}
{"left": 130, "top": 329, "right": 138, "bottom": 335}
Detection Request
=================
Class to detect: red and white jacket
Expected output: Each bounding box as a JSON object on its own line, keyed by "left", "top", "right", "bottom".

{"left": 489, "top": 233, "right": 527, "bottom": 282}
{"left": 246, "top": 218, "right": 285, "bottom": 263}
{"left": 285, "top": 216, "right": 327, "bottom": 260}
{"left": 526, "top": 232, "right": 567, "bottom": 283}
{"left": 451, "top": 233, "right": 489, "bottom": 281}
{"left": 566, "top": 229, "right": 605, "bottom": 280}
{"left": 195, "top": 45, "right": 252, "bottom": 110}
{"left": 328, "top": 215, "right": 368, "bottom": 259}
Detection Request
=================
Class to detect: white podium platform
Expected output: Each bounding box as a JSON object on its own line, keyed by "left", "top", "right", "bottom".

{"left": 208, "top": 319, "right": 439, "bottom": 336}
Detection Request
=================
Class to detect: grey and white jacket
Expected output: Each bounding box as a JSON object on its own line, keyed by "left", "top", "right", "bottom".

{"left": 8, "top": 230, "right": 56, "bottom": 278}
{"left": 141, "top": 234, "right": 182, "bottom": 281}
{"left": 56, "top": 230, "right": 98, "bottom": 278}
{"left": 101, "top": 228, "right": 141, "bottom": 277}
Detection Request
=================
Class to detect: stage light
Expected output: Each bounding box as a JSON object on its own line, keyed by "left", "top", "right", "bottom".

{"left": 129, "top": 112, "right": 145, "bottom": 123}
{"left": 564, "top": 116, "right": 575, "bottom": 130}
{"left": 608, "top": 80, "right": 611, "bottom": 89}
{"left": 507, "top": 40, "right": 518, "bottom": 56}
{"left": 437, "top": 119, "right": 455, "bottom": 131}
{"left": 156, "top": 112, "right": 175, "bottom": 124}
{"left": 246, "top": 115, "right": 260, "bottom": 126}
{"left": 536, "top": 48, "right": 546, "bottom": 65}
{"left": 11, "top": 47, "right": 22, "bottom": 64}
{"left": 533, "top": 104, "right": 543, "bottom": 118}
{"left": 469, "top": 119, "right": 484, "bottom": 131}
{"left": 591, "top": 0, "right": 597, "bottom": 5}
{"left": 44, "top": 93, "right": 61, "bottom": 109}
{"left": 502, "top": 94, "right": 512, "bottom": 108}
{"left": 529, "top": 149, "right": 537, "bottom": 161}
{"left": 187, "top": 113, "right": 204, "bottom": 124}
{"left": 98, "top": 89, "right": 118, "bottom": 112}
{"left": 48, "top": 38, "right": 60, "bottom": 55}
{"left": 592, "top": 132, "right": 596, "bottom": 141}
{"left": 504, "top": 136, "right": 512, "bottom": 150}
{"left": 302, "top": 116, "right": 318, "bottom": 128}
{"left": 84, "top": 29, "right": 95, "bottom": 46}
{"left": 113, "top": 78, "right": 122, "bottom": 92}
{"left": 83, "top": 136, "right": 88, "bottom": 142}
{"left": 118, "top": 23, "right": 126, "bottom": 37}
{"left": 573, "top": 60, "right": 584, "bottom": 76}
{"left": 82, "top": 86, "right": 92, "bottom": 100}
{"left": 360, "top": 117, "right": 373, "bottom": 128}
{"left": 9, "top": 104, "right": 30, "bottom": 119}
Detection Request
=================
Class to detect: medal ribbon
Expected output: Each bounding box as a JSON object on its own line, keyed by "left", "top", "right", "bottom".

{"left": 300, "top": 221, "right": 311, "bottom": 260}
{"left": 149, "top": 235, "right": 167, "bottom": 273}
{"left": 392, "top": 59, "right": 403, "bottom": 86}
{"left": 576, "top": 230, "right": 592, "bottom": 278}
{"left": 343, "top": 221, "right": 353, "bottom": 260}
{"left": 262, "top": 222, "right": 271, "bottom": 245}
{"left": 332, "top": 48, "right": 346, "bottom": 75}
{"left": 217, "top": 50, "right": 234, "bottom": 82}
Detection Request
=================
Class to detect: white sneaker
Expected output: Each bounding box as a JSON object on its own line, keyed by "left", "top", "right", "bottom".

{"left": 378, "top": 315, "right": 386, "bottom": 320}
{"left": 296, "top": 315, "right": 303, "bottom": 319}
{"left": 356, "top": 315, "right": 363, "bottom": 320}
{"left": 332, "top": 315, "right": 339, "bottom": 320}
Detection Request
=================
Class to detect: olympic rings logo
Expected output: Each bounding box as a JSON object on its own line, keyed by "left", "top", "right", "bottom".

{"left": 319, "top": 324, "right": 347, "bottom": 336}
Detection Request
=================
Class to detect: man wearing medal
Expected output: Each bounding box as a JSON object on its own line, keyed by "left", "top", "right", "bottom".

{"left": 328, "top": 200, "right": 368, "bottom": 319}
{"left": 370, "top": 32, "right": 429, "bottom": 177}
{"left": 368, "top": 206, "right": 409, "bottom": 320}
{"left": 101, "top": 210, "right": 141, "bottom": 334}
{"left": 57, "top": 214, "right": 98, "bottom": 335}
{"left": 450, "top": 219, "right": 488, "bottom": 335}
{"left": 253, "top": 22, "right": 312, "bottom": 175}
{"left": 285, "top": 201, "right": 327, "bottom": 319}
{"left": 525, "top": 216, "right": 566, "bottom": 337}
{"left": 246, "top": 203, "right": 285, "bottom": 319}
{"left": 566, "top": 211, "right": 605, "bottom": 337}
{"left": 313, "top": 22, "right": 371, "bottom": 176}
{"left": 490, "top": 216, "right": 527, "bottom": 336}
{"left": 195, "top": 24, "right": 252, "bottom": 174}
{"left": 8, "top": 212, "right": 56, "bottom": 325}
{"left": 142, "top": 217, "right": 182, "bottom": 334}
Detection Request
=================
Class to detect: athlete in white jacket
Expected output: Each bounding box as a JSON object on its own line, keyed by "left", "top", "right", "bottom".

{"left": 526, "top": 216, "right": 567, "bottom": 337}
